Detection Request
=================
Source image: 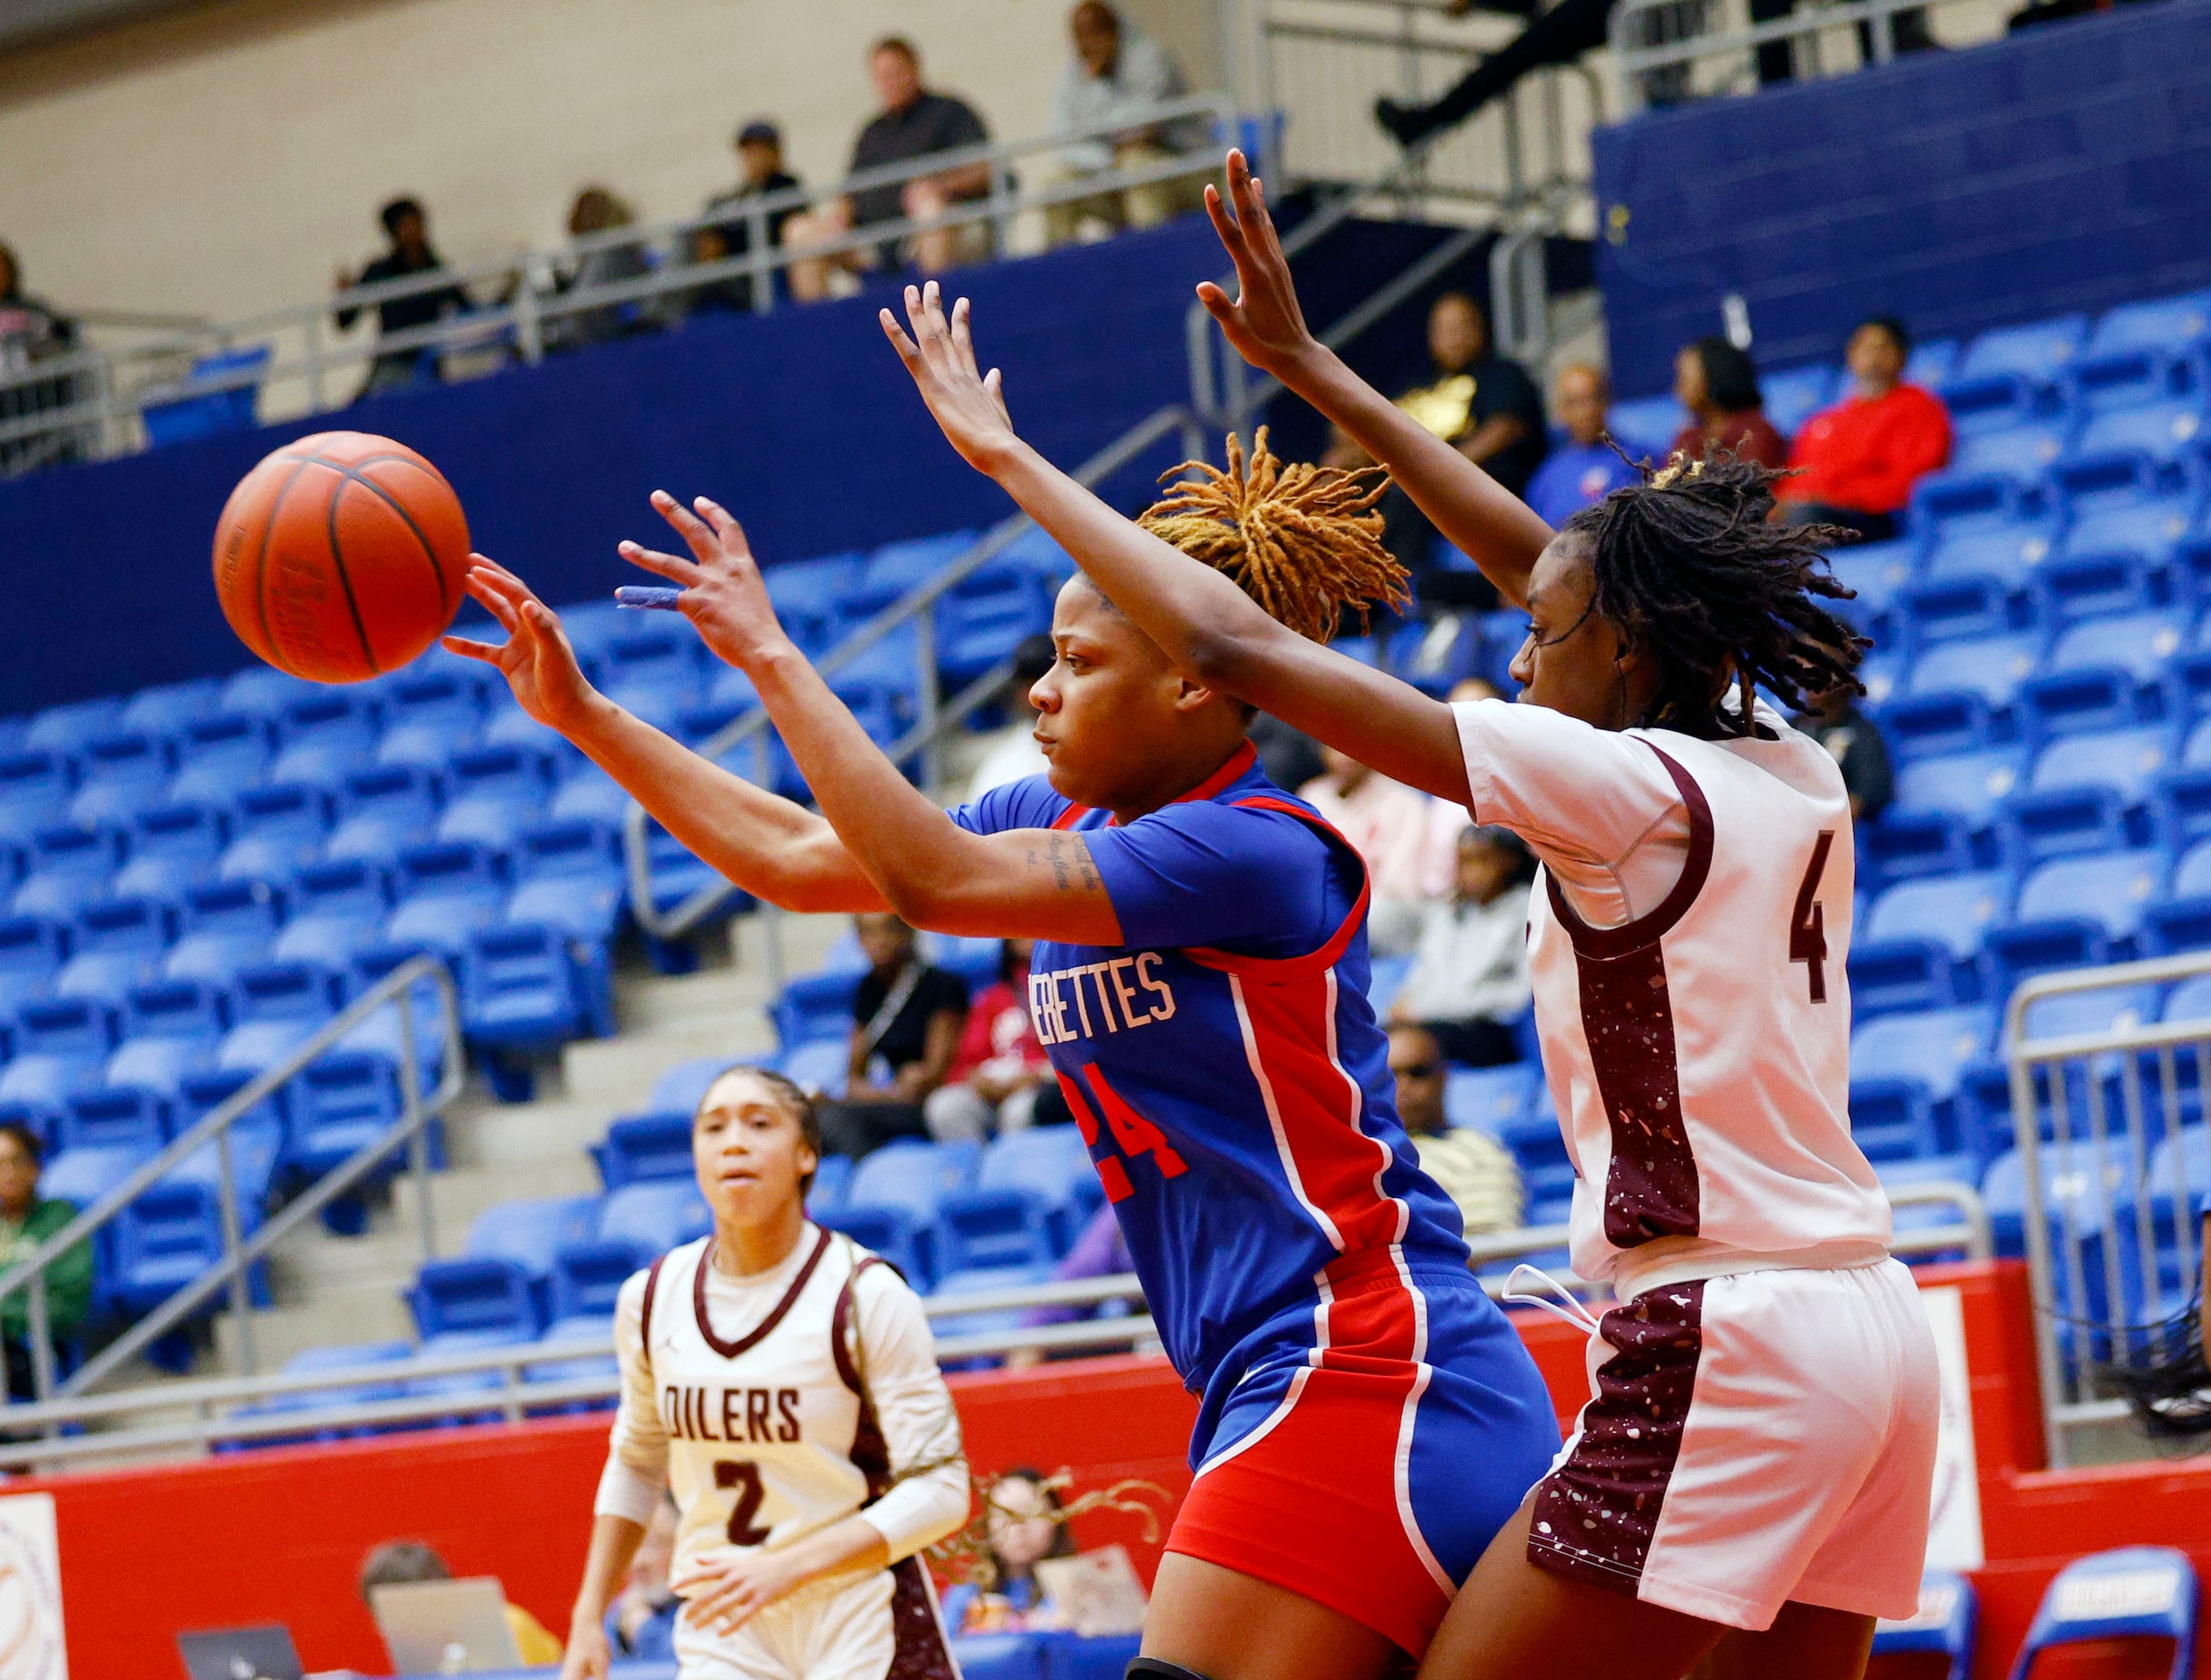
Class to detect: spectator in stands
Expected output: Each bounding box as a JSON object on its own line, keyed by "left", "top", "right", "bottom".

{"left": 940, "top": 1468, "right": 1077, "bottom": 1633}
{"left": 1043, "top": 2, "right": 1209, "bottom": 247}
{"left": 1389, "top": 1024, "right": 1524, "bottom": 1237}
{"left": 1670, "top": 336, "right": 1787, "bottom": 469}
{"left": 925, "top": 938, "right": 1058, "bottom": 1142}
{"left": 0, "top": 1121, "right": 89, "bottom": 1402}
{"left": 0, "top": 242, "right": 81, "bottom": 472}
{"left": 965, "top": 634, "right": 1058, "bottom": 799}
{"left": 1390, "top": 825, "right": 1536, "bottom": 1066}
{"left": 359, "top": 1540, "right": 563, "bottom": 1664}
{"left": 1795, "top": 684, "right": 1894, "bottom": 823}
{"left": 690, "top": 121, "right": 805, "bottom": 317}
{"left": 602, "top": 1495, "right": 679, "bottom": 1659}
{"left": 1364, "top": 293, "right": 1545, "bottom": 599}
{"left": 784, "top": 38, "right": 995, "bottom": 301}
{"left": 1298, "top": 746, "right": 1458, "bottom": 955}
{"left": 335, "top": 197, "right": 473, "bottom": 400}
{"left": 1523, "top": 363, "right": 1639, "bottom": 527}
{"left": 544, "top": 187, "right": 651, "bottom": 352}
{"left": 1775, "top": 316, "right": 1952, "bottom": 542}
{"left": 816, "top": 912, "right": 971, "bottom": 1158}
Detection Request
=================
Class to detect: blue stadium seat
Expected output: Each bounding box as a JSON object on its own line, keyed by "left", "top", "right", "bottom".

{"left": 326, "top": 767, "right": 441, "bottom": 866}
{"left": 2045, "top": 608, "right": 2182, "bottom": 680}
{"left": 2084, "top": 289, "right": 2211, "bottom": 376}
{"left": 218, "top": 784, "right": 328, "bottom": 882}
{"left": 335, "top": 944, "right": 447, "bottom": 1088}
{"left": 940, "top": 570, "right": 1055, "bottom": 685}
{"left": 1982, "top": 852, "right": 2161, "bottom": 999}
{"left": 1870, "top": 1572, "right": 1975, "bottom": 1680}
{"left": 1932, "top": 375, "right": 2045, "bottom": 446}
{"left": 1604, "top": 394, "right": 1686, "bottom": 459}
{"left": 1850, "top": 874, "right": 2012, "bottom": 1014}
{"left": 546, "top": 1236, "right": 645, "bottom": 1325}
{"left": 12, "top": 823, "right": 123, "bottom": 921}
{"left": 1906, "top": 638, "right": 2043, "bottom": 709}
{"left": 0, "top": 916, "right": 67, "bottom": 1014}
{"left": 1824, "top": 537, "right": 1921, "bottom": 630}
{"left": 506, "top": 819, "right": 624, "bottom": 942}
{"left": 0, "top": 997, "right": 117, "bottom": 1107}
{"left": 22, "top": 697, "right": 123, "bottom": 754}
{"left": 384, "top": 842, "right": 508, "bottom": 957}
{"left": 437, "top": 745, "right": 554, "bottom": 850}
{"left": 55, "top": 896, "right": 172, "bottom": 1006}
{"left": 57, "top": 1086, "right": 165, "bottom": 1154}
{"left": 1950, "top": 422, "right": 2069, "bottom": 484}
{"left": 106, "top": 979, "right": 225, "bottom": 1100}
{"left": 119, "top": 679, "right": 220, "bottom": 737}
{"left": 649, "top": 1056, "right": 743, "bottom": 1116}
{"left": 775, "top": 970, "right": 860, "bottom": 1048}
{"left": 1892, "top": 750, "right": 2027, "bottom": 825}
{"left": 410, "top": 1255, "right": 544, "bottom": 1341}
{"left": 0, "top": 751, "right": 73, "bottom": 848}
{"left": 596, "top": 1180, "right": 710, "bottom": 1252}
{"left": 372, "top": 670, "right": 484, "bottom": 770}
{"left": 1850, "top": 1006, "right": 1994, "bottom": 1107}
{"left": 69, "top": 732, "right": 174, "bottom": 827}
{"left": 847, "top": 530, "right": 983, "bottom": 618}
{"left": 593, "top": 1112, "right": 693, "bottom": 1189}
{"left": 217, "top": 960, "right": 341, "bottom": 1073}
{"left": 1895, "top": 574, "right": 2015, "bottom": 651}
{"left": 268, "top": 693, "right": 378, "bottom": 788}
{"left": 808, "top": 1153, "right": 853, "bottom": 1213}
{"left": 2071, "top": 399, "right": 2207, "bottom": 471}
{"left": 761, "top": 555, "right": 866, "bottom": 650}
{"left": 2016, "top": 667, "right": 2146, "bottom": 745}
{"left": 283, "top": 1052, "right": 409, "bottom": 1189}
{"left": 225, "top": 1340, "right": 417, "bottom": 1444}
{"left": 846, "top": 1139, "right": 979, "bottom": 1226}
{"left": 39, "top": 1141, "right": 143, "bottom": 1209}
{"left": 106, "top": 1175, "right": 270, "bottom": 1319}
{"left": 1874, "top": 692, "right": 1994, "bottom": 764}
{"left": 2155, "top": 768, "right": 2211, "bottom": 859}
{"left": 215, "top": 666, "right": 313, "bottom": 723}
{"left": 114, "top": 802, "right": 225, "bottom": 900}
{"left": 1957, "top": 315, "right": 2087, "bottom": 383}
{"left": 272, "top": 858, "right": 392, "bottom": 969}
{"left": 2028, "top": 726, "right": 2173, "bottom": 802}
{"left": 933, "top": 1191, "right": 1062, "bottom": 1272}
{"left": 1759, "top": 363, "right": 1836, "bottom": 436}
{"left": 164, "top": 878, "right": 281, "bottom": 988}
{"left": 168, "top": 714, "right": 271, "bottom": 806}
{"left": 548, "top": 765, "right": 633, "bottom": 825}
{"left": 463, "top": 921, "right": 605, "bottom": 1057}
{"left": 929, "top": 1262, "right": 1054, "bottom": 1353}
{"left": 1443, "top": 1062, "right": 1543, "bottom": 1135}
{"left": 2010, "top": 1546, "right": 2196, "bottom": 1680}
{"left": 467, "top": 1195, "right": 597, "bottom": 1286}
{"left": 779, "top": 1038, "right": 850, "bottom": 1096}
{"left": 975, "top": 1124, "right": 1097, "bottom": 1219}
{"left": 815, "top": 1203, "right": 932, "bottom": 1286}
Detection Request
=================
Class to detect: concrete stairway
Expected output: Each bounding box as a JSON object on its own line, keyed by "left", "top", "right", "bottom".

{"left": 204, "top": 910, "right": 844, "bottom": 1375}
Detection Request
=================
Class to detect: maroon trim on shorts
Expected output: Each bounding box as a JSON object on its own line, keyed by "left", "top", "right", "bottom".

{"left": 885, "top": 1555, "right": 960, "bottom": 1680}
{"left": 692, "top": 1225, "right": 831, "bottom": 1359}
{"left": 1527, "top": 1280, "right": 1706, "bottom": 1594}
{"left": 1544, "top": 745, "right": 1711, "bottom": 1246}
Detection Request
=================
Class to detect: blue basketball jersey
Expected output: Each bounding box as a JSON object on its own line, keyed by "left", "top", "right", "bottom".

{"left": 948, "top": 742, "right": 1476, "bottom": 1402}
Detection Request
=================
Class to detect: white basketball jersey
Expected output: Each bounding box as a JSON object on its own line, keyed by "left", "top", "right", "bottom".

{"left": 1456, "top": 699, "right": 1892, "bottom": 1293}
{"left": 638, "top": 1228, "right": 913, "bottom": 1577}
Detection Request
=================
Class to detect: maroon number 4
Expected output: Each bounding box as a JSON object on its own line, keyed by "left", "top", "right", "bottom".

{"left": 1790, "top": 831, "right": 1836, "bottom": 1003}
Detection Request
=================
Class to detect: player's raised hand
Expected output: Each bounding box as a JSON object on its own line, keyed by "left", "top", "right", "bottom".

{"left": 442, "top": 558, "right": 601, "bottom": 732}
{"left": 1196, "top": 148, "right": 1322, "bottom": 380}
{"left": 621, "top": 491, "right": 794, "bottom": 674}
{"left": 880, "top": 281, "right": 1020, "bottom": 476}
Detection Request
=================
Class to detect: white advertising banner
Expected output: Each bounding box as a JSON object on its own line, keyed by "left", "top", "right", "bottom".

{"left": 0, "top": 1493, "right": 65, "bottom": 1680}
{"left": 1918, "top": 1284, "right": 1986, "bottom": 1573}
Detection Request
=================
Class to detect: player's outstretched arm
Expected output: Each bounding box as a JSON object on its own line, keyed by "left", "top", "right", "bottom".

{"left": 441, "top": 561, "right": 884, "bottom": 914}
{"left": 560, "top": 1513, "right": 644, "bottom": 1680}
{"left": 881, "top": 283, "right": 1475, "bottom": 810}
{"left": 620, "top": 495, "right": 1127, "bottom": 943}
{"left": 1196, "top": 148, "right": 1553, "bottom": 609}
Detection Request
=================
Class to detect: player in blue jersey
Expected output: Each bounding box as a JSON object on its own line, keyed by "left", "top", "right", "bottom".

{"left": 442, "top": 450, "right": 1561, "bottom": 1677}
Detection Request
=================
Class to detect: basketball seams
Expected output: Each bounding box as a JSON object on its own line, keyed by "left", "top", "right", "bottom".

{"left": 276, "top": 447, "right": 459, "bottom": 619}
{"left": 243, "top": 455, "right": 319, "bottom": 667}
{"left": 323, "top": 477, "right": 382, "bottom": 675}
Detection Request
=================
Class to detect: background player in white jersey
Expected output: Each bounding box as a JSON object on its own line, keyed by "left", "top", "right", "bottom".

{"left": 560, "top": 1065, "right": 968, "bottom": 1680}
{"left": 873, "top": 153, "right": 1940, "bottom": 1680}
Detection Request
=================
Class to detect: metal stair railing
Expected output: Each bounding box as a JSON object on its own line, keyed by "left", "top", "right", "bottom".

{"left": 1608, "top": 0, "right": 1996, "bottom": 110}
{"left": 623, "top": 149, "right": 1565, "bottom": 944}
{"left": 0, "top": 94, "right": 1239, "bottom": 471}
{"left": 0, "top": 955, "right": 464, "bottom": 1412}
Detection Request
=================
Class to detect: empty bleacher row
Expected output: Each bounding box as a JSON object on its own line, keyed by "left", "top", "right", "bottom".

{"left": 0, "top": 525, "right": 1073, "bottom": 1364}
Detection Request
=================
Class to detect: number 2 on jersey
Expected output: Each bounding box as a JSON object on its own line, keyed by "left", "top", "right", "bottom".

{"left": 1059, "top": 1065, "right": 1188, "bottom": 1204}
{"left": 1790, "top": 831, "right": 1836, "bottom": 1004}
{"left": 714, "top": 1459, "right": 771, "bottom": 1546}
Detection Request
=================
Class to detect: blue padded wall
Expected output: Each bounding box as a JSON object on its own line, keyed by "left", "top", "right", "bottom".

{"left": 0, "top": 219, "right": 1224, "bottom": 715}
{"left": 1593, "top": 1, "right": 2211, "bottom": 395}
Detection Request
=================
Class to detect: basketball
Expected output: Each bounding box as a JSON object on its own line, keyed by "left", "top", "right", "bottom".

{"left": 212, "top": 430, "right": 471, "bottom": 683}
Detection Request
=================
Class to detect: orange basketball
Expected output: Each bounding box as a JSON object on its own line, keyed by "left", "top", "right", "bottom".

{"left": 212, "top": 430, "right": 472, "bottom": 683}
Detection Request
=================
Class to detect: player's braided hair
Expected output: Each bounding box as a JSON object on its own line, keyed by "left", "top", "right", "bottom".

{"left": 1560, "top": 450, "right": 1867, "bottom": 734}
{"left": 1137, "top": 426, "right": 1410, "bottom": 643}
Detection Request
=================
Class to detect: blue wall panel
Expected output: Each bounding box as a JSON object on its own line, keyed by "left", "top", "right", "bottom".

{"left": 1593, "top": 1, "right": 2211, "bottom": 395}
{"left": 0, "top": 220, "right": 1223, "bottom": 715}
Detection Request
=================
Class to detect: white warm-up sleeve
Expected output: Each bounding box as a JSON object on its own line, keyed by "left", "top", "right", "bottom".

{"left": 1452, "top": 698, "right": 1696, "bottom": 928}
{"left": 592, "top": 1268, "right": 669, "bottom": 1527}
{"left": 847, "top": 1266, "right": 971, "bottom": 1562}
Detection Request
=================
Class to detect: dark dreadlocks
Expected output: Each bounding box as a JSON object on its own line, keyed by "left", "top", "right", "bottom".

{"left": 1559, "top": 450, "right": 1868, "bottom": 736}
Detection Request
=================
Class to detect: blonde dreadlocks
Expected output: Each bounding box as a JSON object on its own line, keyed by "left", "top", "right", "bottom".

{"left": 1137, "top": 427, "right": 1410, "bottom": 644}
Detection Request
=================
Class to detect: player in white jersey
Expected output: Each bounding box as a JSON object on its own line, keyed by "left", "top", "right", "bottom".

{"left": 561, "top": 1065, "right": 969, "bottom": 1680}
{"left": 873, "top": 152, "right": 1939, "bottom": 1680}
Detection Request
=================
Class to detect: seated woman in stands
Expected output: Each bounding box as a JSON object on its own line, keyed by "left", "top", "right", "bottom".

{"left": 1670, "top": 335, "right": 1787, "bottom": 469}
{"left": 1774, "top": 316, "right": 1952, "bottom": 543}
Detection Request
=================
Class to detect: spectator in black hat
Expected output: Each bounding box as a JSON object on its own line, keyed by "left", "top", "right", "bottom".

{"left": 689, "top": 122, "right": 804, "bottom": 317}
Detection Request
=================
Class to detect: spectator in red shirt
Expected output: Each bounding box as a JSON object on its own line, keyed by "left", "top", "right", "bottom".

{"left": 1777, "top": 316, "right": 1952, "bottom": 542}
{"left": 1669, "top": 336, "right": 1787, "bottom": 470}
{"left": 923, "top": 938, "right": 1059, "bottom": 1142}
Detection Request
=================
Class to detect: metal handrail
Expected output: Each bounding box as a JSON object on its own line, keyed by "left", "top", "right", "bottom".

{"left": 0, "top": 955, "right": 464, "bottom": 1407}
{"left": 1608, "top": 0, "right": 1991, "bottom": 110}
{"left": 0, "top": 95, "right": 1237, "bottom": 461}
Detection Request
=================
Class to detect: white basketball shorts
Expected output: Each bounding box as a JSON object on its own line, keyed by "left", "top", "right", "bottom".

{"left": 1526, "top": 1257, "right": 1940, "bottom": 1631}
{"left": 670, "top": 1557, "right": 957, "bottom": 1680}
